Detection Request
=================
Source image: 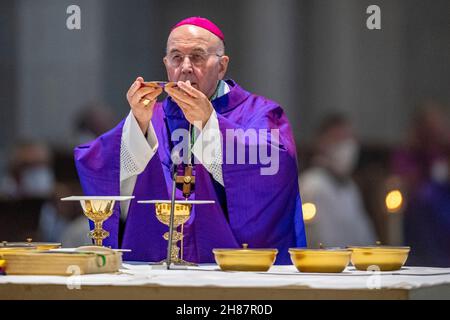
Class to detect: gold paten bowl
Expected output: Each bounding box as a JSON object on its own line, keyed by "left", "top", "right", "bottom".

{"left": 2, "top": 240, "right": 61, "bottom": 251}
{"left": 0, "top": 241, "right": 61, "bottom": 260}
{"left": 348, "top": 245, "right": 410, "bottom": 271}
{"left": 213, "top": 244, "right": 278, "bottom": 272}
{"left": 289, "top": 248, "right": 352, "bottom": 273}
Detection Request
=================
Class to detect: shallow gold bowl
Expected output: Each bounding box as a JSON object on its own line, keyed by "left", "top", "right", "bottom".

{"left": 3, "top": 242, "right": 61, "bottom": 251}
{"left": 289, "top": 248, "right": 352, "bottom": 273}
{"left": 213, "top": 244, "right": 278, "bottom": 272}
{"left": 347, "top": 246, "right": 410, "bottom": 271}
{"left": 0, "top": 241, "right": 61, "bottom": 260}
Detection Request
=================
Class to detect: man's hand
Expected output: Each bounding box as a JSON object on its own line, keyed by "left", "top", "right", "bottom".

{"left": 126, "top": 76, "right": 163, "bottom": 134}
{"left": 165, "top": 81, "right": 213, "bottom": 129}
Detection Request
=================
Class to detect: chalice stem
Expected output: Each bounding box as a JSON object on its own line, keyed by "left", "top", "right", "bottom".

{"left": 94, "top": 221, "right": 103, "bottom": 246}
{"left": 166, "top": 169, "right": 178, "bottom": 268}
{"left": 181, "top": 223, "right": 184, "bottom": 260}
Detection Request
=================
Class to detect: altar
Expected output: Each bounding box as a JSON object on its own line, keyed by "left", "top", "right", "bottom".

{"left": 1, "top": 264, "right": 450, "bottom": 300}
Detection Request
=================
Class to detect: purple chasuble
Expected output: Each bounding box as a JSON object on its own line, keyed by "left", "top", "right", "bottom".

{"left": 74, "top": 79, "right": 306, "bottom": 264}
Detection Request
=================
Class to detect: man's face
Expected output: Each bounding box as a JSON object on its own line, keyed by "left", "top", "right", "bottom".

{"left": 164, "top": 25, "right": 229, "bottom": 98}
{"left": 320, "top": 123, "right": 360, "bottom": 177}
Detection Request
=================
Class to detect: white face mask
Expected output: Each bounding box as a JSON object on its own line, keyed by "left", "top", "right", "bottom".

{"left": 431, "top": 160, "right": 449, "bottom": 184}
{"left": 20, "top": 166, "right": 55, "bottom": 197}
{"left": 328, "top": 139, "right": 360, "bottom": 176}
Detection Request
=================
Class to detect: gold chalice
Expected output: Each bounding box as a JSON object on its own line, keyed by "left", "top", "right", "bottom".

{"left": 155, "top": 202, "right": 192, "bottom": 265}
{"left": 82, "top": 199, "right": 114, "bottom": 246}
{"left": 61, "top": 196, "right": 134, "bottom": 246}
{"left": 139, "top": 200, "right": 215, "bottom": 266}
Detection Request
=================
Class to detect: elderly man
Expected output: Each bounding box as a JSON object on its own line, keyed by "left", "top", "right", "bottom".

{"left": 75, "top": 17, "right": 306, "bottom": 263}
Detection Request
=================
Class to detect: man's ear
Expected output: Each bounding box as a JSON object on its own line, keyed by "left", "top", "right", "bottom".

{"left": 163, "top": 57, "right": 171, "bottom": 80}
{"left": 218, "top": 55, "right": 229, "bottom": 80}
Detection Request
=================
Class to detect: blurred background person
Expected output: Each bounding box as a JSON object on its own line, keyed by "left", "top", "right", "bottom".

{"left": 403, "top": 157, "right": 450, "bottom": 267}
{"left": 73, "top": 102, "right": 117, "bottom": 146}
{"left": 0, "top": 141, "right": 65, "bottom": 242}
{"left": 0, "top": 141, "right": 91, "bottom": 246}
{"left": 0, "top": 141, "right": 55, "bottom": 199}
{"left": 299, "top": 114, "right": 378, "bottom": 248}
{"left": 391, "top": 101, "right": 450, "bottom": 196}
{"left": 391, "top": 101, "right": 450, "bottom": 266}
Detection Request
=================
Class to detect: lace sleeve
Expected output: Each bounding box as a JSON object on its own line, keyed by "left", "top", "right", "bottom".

{"left": 120, "top": 111, "right": 159, "bottom": 182}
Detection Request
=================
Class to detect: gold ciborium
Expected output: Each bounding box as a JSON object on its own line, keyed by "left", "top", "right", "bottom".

{"left": 213, "top": 243, "right": 278, "bottom": 272}
{"left": 61, "top": 196, "right": 134, "bottom": 246}
{"left": 347, "top": 242, "right": 410, "bottom": 271}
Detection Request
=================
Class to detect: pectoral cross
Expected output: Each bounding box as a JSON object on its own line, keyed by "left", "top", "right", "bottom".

{"left": 175, "top": 164, "right": 195, "bottom": 199}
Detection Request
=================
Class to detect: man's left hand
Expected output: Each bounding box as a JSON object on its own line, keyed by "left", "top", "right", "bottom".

{"left": 165, "top": 81, "right": 213, "bottom": 129}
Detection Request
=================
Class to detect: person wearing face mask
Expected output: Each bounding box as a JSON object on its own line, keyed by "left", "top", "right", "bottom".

{"left": 0, "top": 142, "right": 69, "bottom": 242}
{"left": 0, "top": 142, "right": 55, "bottom": 199}
{"left": 392, "top": 103, "right": 450, "bottom": 267}
{"left": 299, "top": 114, "right": 377, "bottom": 248}
{"left": 403, "top": 157, "right": 450, "bottom": 267}
{"left": 74, "top": 17, "right": 306, "bottom": 263}
{"left": 73, "top": 102, "right": 117, "bottom": 146}
{"left": 391, "top": 102, "right": 450, "bottom": 196}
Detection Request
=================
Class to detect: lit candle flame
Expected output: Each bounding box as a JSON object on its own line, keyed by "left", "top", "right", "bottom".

{"left": 302, "top": 202, "right": 317, "bottom": 222}
{"left": 385, "top": 189, "right": 403, "bottom": 213}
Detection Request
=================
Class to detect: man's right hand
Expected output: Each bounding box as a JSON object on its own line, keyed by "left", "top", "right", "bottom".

{"left": 126, "top": 76, "right": 163, "bottom": 134}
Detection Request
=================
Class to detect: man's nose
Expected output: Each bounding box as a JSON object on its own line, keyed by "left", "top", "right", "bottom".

{"left": 181, "top": 56, "right": 193, "bottom": 74}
